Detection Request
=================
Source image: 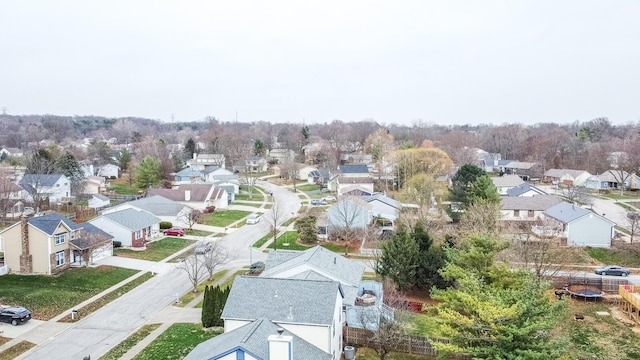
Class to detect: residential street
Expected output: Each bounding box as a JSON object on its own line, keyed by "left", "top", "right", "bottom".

{"left": 16, "top": 182, "right": 302, "bottom": 360}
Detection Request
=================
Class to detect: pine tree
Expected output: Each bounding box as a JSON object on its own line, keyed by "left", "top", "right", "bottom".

{"left": 201, "top": 285, "right": 215, "bottom": 327}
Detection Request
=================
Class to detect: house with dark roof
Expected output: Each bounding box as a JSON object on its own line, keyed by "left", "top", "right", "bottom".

{"left": 147, "top": 184, "right": 228, "bottom": 210}
{"left": 218, "top": 276, "right": 344, "bottom": 360}
{"left": 539, "top": 202, "right": 615, "bottom": 248}
{"left": 0, "top": 213, "right": 113, "bottom": 275}
{"left": 338, "top": 164, "right": 369, "bottom": 177}
{"left": 89, "top": 208, "right": 161, "bottom": 247}
{"left": 307, "top": 167, "right": 332, "bottom": 186}
{"left": 19, "top": 174, "right": 71, "bottom": 204}
{"left": 506, "top": 182, "right": 548, "bottom": 197}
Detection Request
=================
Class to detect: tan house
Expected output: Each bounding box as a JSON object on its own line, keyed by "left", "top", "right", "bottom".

{"left": 0, "top": 213, "right": 113, "bottom": 275}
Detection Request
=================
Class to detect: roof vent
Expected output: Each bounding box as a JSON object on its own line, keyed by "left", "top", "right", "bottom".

{"left": 277, "top": 327, "right": 285, "bottom": 336}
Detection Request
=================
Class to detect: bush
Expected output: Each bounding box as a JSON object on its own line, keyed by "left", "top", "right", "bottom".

{"left": 159, "top": 221, "right": 173, "bottom": 229}
{"left": 113, "top": 241, "right": 122, "bottom": 248}
{"left": 203, "top": 206, "right": 216, "bottom": 214}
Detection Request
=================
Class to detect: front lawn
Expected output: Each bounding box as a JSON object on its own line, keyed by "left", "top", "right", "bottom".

{"left": 200, "top": 210, "right": 252, "bottom": 227}
{"left": 115, "top": 237, "right": 195, "bottom": 261}
{"left": 585, "top": 246, "right": 640, "bottom": 268}
{"left": 253, "top": 233, "right": 273, "bottom": 248}
{"left": 267, "top": 231, "right": 310, "bottom": 251}
{"left": 99, "top": 323, "right": 162, "bottom": 360}
{"left": 185, "top": 229, "right": 214, "bottom": 237}
{"left": 177, "top": 269, "right": 230, "bottom": 307}
{"left": 296, "top": 184, "right": 321, "bottom": 192}
{"left": 235, "top": 185, "right": 265, "bottom": 201}
{"left": 0, "top": 266, "right": 138, "bottom": 320}
{"left": 132, "top": 323, "right": 221, "bottom": 360}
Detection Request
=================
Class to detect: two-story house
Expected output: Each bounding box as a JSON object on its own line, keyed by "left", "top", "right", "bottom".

{"left": 19, "top": 174, "right": 71, "bottom": 204}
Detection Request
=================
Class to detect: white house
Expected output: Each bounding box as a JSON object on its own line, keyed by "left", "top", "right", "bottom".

{"left": 89, "top": 208, "right": 161, "bottom": 248}
{"left": 506, "top": 182, "right": 548, "bottom": 197}
{"left": 361, "top": 194, "right": 401, "bottom": 224}
{"left": 326, "top": 196, "right": 373, "bottom": 236}
{"left": 187, "top": 153, "right": 226, "bottom": 171}
{"left": 82, "top": 175, "right": 106, "bottom": 195}
{"left": 491, "top": 174, "right": 525, "bottom": 195}
{"left": 88, "top": 194, "right": 111, "bottom": 209}
{"left": 147, "top": 184, "right": 229, "bottom": 210}
{"left": 500, "top": 195, "right": 563, "bottom": 222}
{"left": 19, "top": 174, "right": 71, "bottom": 204}
{"left": 540, "top": 202, "right": 615, "bottom": 248}
{"left": 202, "top": 166, "right": 238, "bottom": 183}
{"left": 102, "top": 195, "right": 191, "bottom": 225}
{"left": 97, "top": 164, "right": 120, "bottom": 178}
{"left": 543, "top": 169, "right": 592, "bottom": 187}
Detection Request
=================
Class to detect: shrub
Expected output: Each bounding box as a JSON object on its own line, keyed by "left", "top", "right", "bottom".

{"left": 159, "top": 221, "right": 173, "bottom": 229}
{"left": 203, "top": 206, "right": 216, "bottom": 214}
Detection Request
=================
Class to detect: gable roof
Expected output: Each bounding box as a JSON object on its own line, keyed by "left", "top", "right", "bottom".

{"left": 19, "top": 174, "right": 65, "bottom": 188}
{"left": 504, "top": 161, "right": 536, "bottom": 170}
{"left": 125, "top": 195, "right": 188, "bottom": 216}
{"left": 184, "top": 318, "right": 331, "bottom": 360}
{"left": 338, "top": 176, "right": 374, "bottom": 184}
{"left": 100, "top": 208, "right": 161, "bottom": 230}
{"left": 339, "top": 164, "right": 369, "bottom": 174}
{"left": 594, "top": 170, "right": 631, "bottom": 183}
{"left": 222, "top": 277, "right": 342, "bottom": 326}
{"left": 175, "top": 167, "right": 202, "bottom": 177}
{"left": 361, "top": 194, "right": 401, "bottom": 210}
{"left": 544, "top": 169, "right": 590, "bottom": 178}
{"left": 506, "top": 183, "right": 548, "bottom": 197}
{"left": 491, "top": 174, "right": 525, "bottom": 187}
{"left": 147, "top": 184, "right": 215, "bottom": 202}
{"left": 501, "top": 195, "right": 563, "bottom": 211}
{"left": 70, "top": 223, "right": 114, "bottom": 249}
{"left": 543, "top": 202, "right": 605, "bottom": 224}
{"left": 28, "top": 212, "right": 80, "bottom": 235}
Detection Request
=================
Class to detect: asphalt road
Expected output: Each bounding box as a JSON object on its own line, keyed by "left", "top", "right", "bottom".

{"left": 21, "top": 181, "right": 302, "bottom": 360}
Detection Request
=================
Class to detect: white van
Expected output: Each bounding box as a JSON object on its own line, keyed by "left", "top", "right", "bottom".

{"left": 246, "top": 214, "right": 261, "bottom": 225}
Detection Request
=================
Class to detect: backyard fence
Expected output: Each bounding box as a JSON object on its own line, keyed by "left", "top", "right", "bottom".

{"left": 552, "top": 275, "right": 628, "bottom": 294}
{"left": 343, "top": 326, "right": 450, "bottom": 357}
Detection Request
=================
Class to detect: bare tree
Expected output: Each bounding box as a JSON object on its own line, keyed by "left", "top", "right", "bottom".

{"left": 74, "top": 229, "right": 112, "bottom": 267}
{"left": 559, "top": 184, "right": 590, "bottom": 205}
{"left": 262, "top": 194, "right": 289, "bottom": 250}
{"left": 457, "top": 201, "right": 503, "bottom": 239}
{"left": 508, "top": 222, "right": 569, "bottom": 280}
{"left": 179, "top": 208, "right": 203, "bottom": 231}
{"left": 202, "top": 240, "right": 233, "bottom": 280}
{"left": 627, "top": 212, "right": 640, "bottom": 244}
{"left": 179, "top": 254, "right": 207, "bottom": 293}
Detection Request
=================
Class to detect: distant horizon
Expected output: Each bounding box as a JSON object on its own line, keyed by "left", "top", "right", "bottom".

{"left": 1, "top": 1, "right": 638, "bottom": 126}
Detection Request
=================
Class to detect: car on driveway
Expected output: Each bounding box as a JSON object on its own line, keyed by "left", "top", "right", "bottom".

{"left": 594, "top": 265, "right": 630, "bottom": 276}
{"left": 164, "top": 227, "right": 185, "bottom": 236}
{"left": 0, "top": 306, "right": 32, "bottom": 326}
{"left": 311, "top": 199, "right": 327, "bottom": 205}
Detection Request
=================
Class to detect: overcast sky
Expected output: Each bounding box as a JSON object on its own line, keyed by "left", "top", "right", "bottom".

{"left": 0, "top": 1, "right": 638, "bottom": 126}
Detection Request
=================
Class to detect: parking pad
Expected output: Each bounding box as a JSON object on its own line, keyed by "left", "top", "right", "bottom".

{"left": 0, "top": 319, "right": 45, "bottom": 338}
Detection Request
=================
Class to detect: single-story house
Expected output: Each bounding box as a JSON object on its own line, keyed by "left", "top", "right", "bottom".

{"left": 336, "top": 177, "right": 374, "bottom": 196}
{"left": 506, "top": 182, "right": 548, "bottom": 197}
{"left": 89, "top": 208, "right": 161, "bottom": 248}
{"left": 88, "top": 194, "right": 111, "bottom": 209}
{"left": 361, "top": 194, "right": 401, "bottom": 224}
{"left": 97, "top": 164, "right": 120, "bottom": 178}
{"left": 174, "top": 167, "right": 204, "bottom": 183}
{"left": 101, "top": 195, "right": 191, "bottom": 224}
{"left": 585, "top": 170, "right": 640, "bottom": 191}
{"left": 491, "top": 175, "right": 526, "bottom": 195}
{"left": 539, "top": 202, "right": 615, "bottom": 248}
{"left": 326, "top": 196, "right": 373, "bottom": 235}
{"left": 500, "top": 195, "right": 563, "bottom": 222}
{"left": 543, "top": 169, "right": 592, "bottom": 187}
{"left": 147, "top": 184, "right": 228, "bottom": 210}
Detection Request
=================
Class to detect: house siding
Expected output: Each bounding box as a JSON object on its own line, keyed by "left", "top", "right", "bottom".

{"left": 89, "top": 218, "right": 135, "bottom": 247}
{"left": 280, "top": 323, "right": 331, "bottom": 355}
{"left": 567, "top": 215, "right": 613, "bottom": 248}
{"left": 2, "top": 222, "right": 72, "bottom": 275}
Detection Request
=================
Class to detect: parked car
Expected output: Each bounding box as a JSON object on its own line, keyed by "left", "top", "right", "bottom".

{"left": 311, "top": 199, "right": 327, "bottom": 205}
{"left": 594, "top": 265, "right": 630, "bottom": 276}
{"left": 322, "top": 196, "right": 337, "bottom": 202}
{"left": 248, "top": 261, "right": 265, "bottom": 275}
{"left": 246, "top": 214, "right": 261, "bottom": 225}
{"left": 0, "top": 306, "right": 32, "bottom": 326}
{"left": 194, "top": 241, "right": 213, "bottom": 254}
{"left": 163, "top": 227, "right": 185, "bottom": 236}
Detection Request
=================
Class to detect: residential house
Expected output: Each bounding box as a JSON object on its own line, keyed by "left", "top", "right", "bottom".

{"left": 338, "top": 164, "right": 370, "bottom": 177}
{"left": 503, "top": 161, "right": 543, "bottom": 180}
{"left": 361, "top": 194, "right": 401, "bottom": 224}
{"left": 341, "top": 153, "right": 373, "bottom": 165}
{"left": 267, "top": 148, "right": 296, "bottom": 164}
{"left": 337, "top": 177, "right": 374, "bottom": 196}
{"left": 174, "top": 167, "right": 204, "bottom": 183}
{"left": 19, "top": 174, "right": 71, "bottom": 204}
{"left": 326, "top": 196, "right": 373, "bottom": 236}
{"left": 506, "top": 182, "right": 548, "bottom": 197}
{"left": 147, "top": 184, "right": 229, "bottom": 210}
{"left": 187, "top": 153, "right": 226, "bottom": 171}
{"left": 82, "top": 175, "right": 106, "bottom": 195}
{"left": 0, "top": 213, "right": 113, "bottom": 275}
{"left": 307, "top": 168, "right": 332, "bottom": 186}
{"left": 202, "top": 166, "right": 238, "bottom": 183}
{"left": 235, "top": 156, "right": 269, "bottom": 173}
{"left": 339, "top": 184, "right": 374, "bottom": 197}
{"left": 272, "top": 163, "right": 317, "bottom": 181}
{"left": 539, "top": 202, "right": 615, "bottom": 248}
{"left": 220, "top": 276, "right": 344, "bottom": 360}
{"left": 491, "top": 174, "right": 526, "bottom": 195}
{"left": 543, "top": 169, "right": 592, "bottom": 187}
{"left": 0, "top": 147, "right": 23, "bottom": 158}
{"left": 102, "top": 195, "right": 191, "bottom": 225}
{"left": 89, "top": 208, "right": 161, "bottom": 247}
{"left": 500, "top": 195, "right": 563, "bottom": 222}
{"left": 585, "top": 170, "right": 640, "bottom": 191}
{"left": 88, "top": 194, "right": 111, "bottom": 209}
{"left": 96, "top": 164, "right": 120, "bottom": 178}
{"left": 185, "top": 318, "right": 331, "bottom": 360}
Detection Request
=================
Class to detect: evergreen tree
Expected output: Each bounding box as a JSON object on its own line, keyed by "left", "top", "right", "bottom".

{"left": 184, "top": 138, "right": 196, "bottom": 160}
{"left": 115, "top": 148, "right": 132, "bottom": 172}
{"left": 253, "top": 139, "right": 265, "bottom": 157}
{"left": 449, "top": 163, "right": 485, "bottom": 205}
{"left": 468, "top": 174, "right": 500, "bottom": 204}
{"left": 376, "top": 226, "right": 419, "bottom": 291}
{"left": 294, "top": 215, "right": 318, "bottom": 244}
{"left": 54, "top": 151, "right": 86, "bottom": 196}
{"left": 201, "top": 285, "right": 214, "bottom": 327}
{"left": 135, "top": 156, "right": 162, "bottom": 190}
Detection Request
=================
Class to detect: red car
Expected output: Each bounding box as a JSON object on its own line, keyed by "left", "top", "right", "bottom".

{"left": 163, "top": 227, "right": 185, "bottom": 236}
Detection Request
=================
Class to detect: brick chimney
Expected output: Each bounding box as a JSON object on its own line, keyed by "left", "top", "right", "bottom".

{"left": 268, "top": 327, "right": 292, "bottom": 360}
{"left": 19, "top": 216, "right": 32, "bottom": 274}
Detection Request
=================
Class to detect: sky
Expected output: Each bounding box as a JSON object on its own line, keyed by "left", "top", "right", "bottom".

{"left": 0, "top": 1, "right": 638, "bottom": 126}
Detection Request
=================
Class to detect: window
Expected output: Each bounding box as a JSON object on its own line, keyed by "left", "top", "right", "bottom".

{"left": 528, "top": 210, "right": 535, "bottom": 217}
{"left": 135, "top": 230, "right": 142, "bottom": 239}
{"left": 70, "top": 230, "right": 76, "bottom": 240}
{"left": 55, "top": 250, "right": 65, "bottom": 266}
{"left": 56, "top": 184, "right": 60, "bottom": 187}
{"left": 54, "top": 233, "right": 66, "bottom": 245}
{"left": 514, "top": 210, "right": 520, "bottom": 217}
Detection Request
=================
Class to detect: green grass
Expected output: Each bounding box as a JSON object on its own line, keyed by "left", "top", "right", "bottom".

{"left": 99, "top": 323, "right": 162, "bottom": 360}
{"left": 585, "top": 247, "right": 640, "bottom": 267}
{"left": 200, "top": 210, "right": 252, "bottom": 227}
{"left": 235, "top": 185, "right": 265, "bottom": 201}
{"left": 321, "top": 243, "right": 352, "bottom": 253}
{"left": 195, "top": 269, "right": 247, "bottom": 307}
{"left": 616, "top": 202, "right": 635, "bottom": 211}
{"left": 0, "top": 266, "right": 138, "bottom": 320}
{"left": 108, "top": 182, "right": 141, "bottom": 195}
{"left": 405, "top": 312, "right": 445, "bottom": 338}
{"left": 232, "top": 201, "right": 263, "bottom": 207}
{"left": 296, "top": 184, "right": 321, "bottom": 192}
{"left": 0, "top": 341, "right": 36, "bottom": 360}
{"left": 115, "top": 237, "right": 195, "bottom": 261}
{"left": 282, "top": 217, "right": 296, "bottom": 227}
{"left": 59, "top": 272, "right": 154, "bottom": 323}
{"left": 253, "top": 233, "right": 274, "bottom": 248}
{"left": 267, "top": 231, "right": 310, "bottom": 251}
{"left": 177, "top": 269, "right": 230, "bottom": 307}
{"left": 602, "top": 192, "right": 640, "bottom": 200}
{"left": 185, "top": 229, "right": 213, "bottom": 237}
{"left": 132, "top": 323, "right": 221, "bottom": 360}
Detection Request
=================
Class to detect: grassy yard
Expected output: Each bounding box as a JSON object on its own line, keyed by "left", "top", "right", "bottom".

{"left": 296, "top": 183, "right": 321, "bottom": 192}
{"left": 115, "top": 237, "right": 195, "bottom": 261}
{"left": 200, "top": 210, "right": 251, "bottom": 227}
{"left": 585, "top": 247, "right": 640, "bottom": 268}
{"left": 232, "top": 201, "right": 262, "bottom": 207}
{"left": 0, "top": 341, "right": 36, "bottom": 360}
{"left": 253, "top": 233, "right": 273, "bottom": 248}
{"left": 132, "top": 323, "right": 221, "bottom": 360}
{"left": 195, "top": 269, "right": 247, "bottom": 307}
{"left": 267, "top": 231, "right": 311, "bottom": 251}
{"left": 0, "top": 266, "right": 138, "bottom": 320}
{"left": 177, "top": 269, "right": 230, "bottom": 307}
{"left": 235, "top": 185, "right": 265, "bottom": 201}
{"left": 107, "top": 176, "right": 141, "bottom": 195}
{"left": 185, "top": 229, "right": 214, "bottom": 237}
{"left": 100, "top": 323, "right": 162, "bottom": 360}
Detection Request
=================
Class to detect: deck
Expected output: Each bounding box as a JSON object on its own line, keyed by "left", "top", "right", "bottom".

{"left": 618, "top": 285, "right": 640, "bottom": 323}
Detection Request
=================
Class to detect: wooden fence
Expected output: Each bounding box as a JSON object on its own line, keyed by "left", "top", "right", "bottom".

{"left": 552, "top": 275, "right": 628, "bottom": 294}
{"left": 343, "top": 326, "right": 450, "bottom": 357}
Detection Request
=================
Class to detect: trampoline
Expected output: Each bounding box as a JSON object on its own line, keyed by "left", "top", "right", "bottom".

{"left": 563, "top": 285, "right": 605, "bottom": 299}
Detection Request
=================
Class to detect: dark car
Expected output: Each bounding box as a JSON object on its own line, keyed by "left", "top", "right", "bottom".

{"left": 248, "top": 261, "right": 265, "bottom": 275}
{"left": 594, "top": 265, "right": 630, "bottom": 277}
{"left": 163, "top": 227, "right": 185, "bottom": 236}
{"left": 0, "top": 306, "right": 32, "bottom": 326}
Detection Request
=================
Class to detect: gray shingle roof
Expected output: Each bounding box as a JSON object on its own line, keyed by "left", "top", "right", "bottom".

{"left": 29, "top": 213, "right": 80, "bottom": 235}
{"left": 175, "top": 168, "right": 202, "bottom": 177}
{"left": 544, "top": 169, "right": 590, "bottom": 178}
{"left": 491, "top": 174, "right": 525, "bottom": 187}
{"left": 123, "top": 195, "right": 187, "bottom": 216}
{"left": 101, "top": 208, "right": 161, "bottom": 230}
{"left": 544, "top": 202, "right": 591, "bottom": 223}
{"left": 506, "top": 183, "right": 548, "bottom": 197}
{"left": 339, "top": 164, "right": 369, "bottom": 174}
{"left": 20, "top": 174, "right": 64, "bottom": 187}
{"left": 184, "top": 318, "right": 332, "bottom": 360}
{"left": 362, "top": 194, "right": 401, "bottom": 209}
{"left": 222, "top": 276, "right": 342, "bottom": 326}
{"left": 501, "top": 195, "right": 562, "bottom": 211}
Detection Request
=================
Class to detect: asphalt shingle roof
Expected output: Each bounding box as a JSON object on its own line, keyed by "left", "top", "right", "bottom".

{"left": 362, "top": 194, "right": 401, "bottom": 209}
{"left": 339, "top": 164, "right": 369, "bottom": 174}
{"left": 506, "top": 183, "right": 547, "bottom": 196}
{"left": 222, "top": 276, "right": 342, "bottom": 326}
{"left": 501, "top": 195, "right": 562, "bottom": 211}
{"left": 491, "top": 174, "right": 525, "bottom": 187}
{"left": 101, "top": 208, "right": 161, "bottom": 231}
{"left": 544, "top": 202, "right": 591, "bottom": 223}
{"left": 20, "top": 174, "right": 64, "bottom": 187}
{"left": 184, "top": 318, "right": 331, "bottom": 360}
{"left": 29, "top": 213, "right": 79, "bottom": 235}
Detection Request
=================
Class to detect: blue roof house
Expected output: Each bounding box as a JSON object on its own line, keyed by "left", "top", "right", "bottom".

{"left": 542, "top": 202, "right": 615, "bottom": 248}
